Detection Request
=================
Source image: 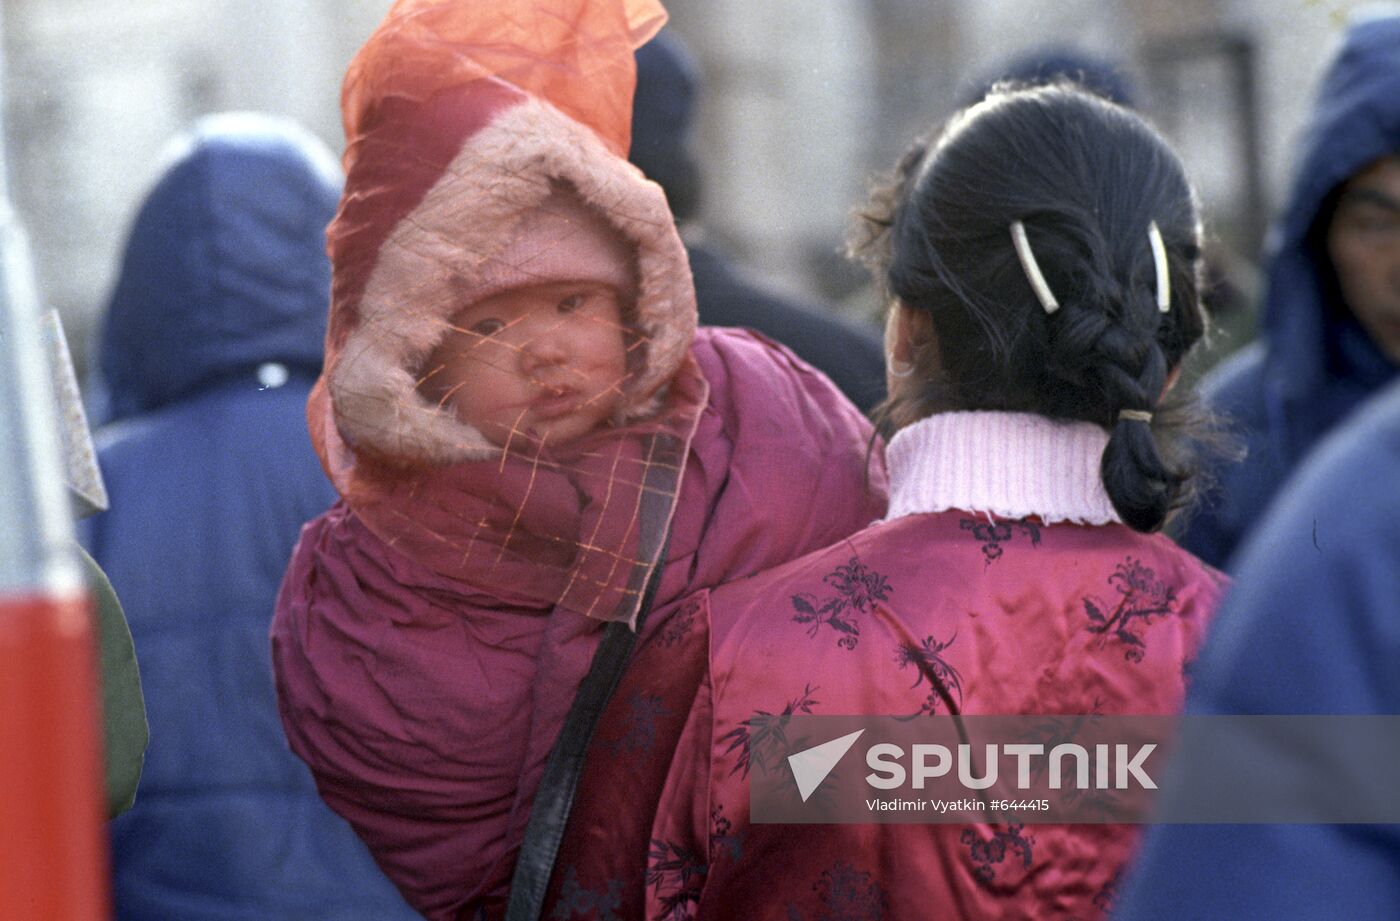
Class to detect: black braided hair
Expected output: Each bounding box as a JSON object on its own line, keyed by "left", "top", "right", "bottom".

{"left": 852, "top": 83, "right": 1210, "bottom": 532}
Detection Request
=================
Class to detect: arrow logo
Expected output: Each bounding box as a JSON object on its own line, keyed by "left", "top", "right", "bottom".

{"left": 787, "top": 729, "right": 865, "bottom": 802}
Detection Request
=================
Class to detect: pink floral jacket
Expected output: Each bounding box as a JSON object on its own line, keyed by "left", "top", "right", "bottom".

{"left": 543, "top": 412, "right": 1227, "bottom": 921}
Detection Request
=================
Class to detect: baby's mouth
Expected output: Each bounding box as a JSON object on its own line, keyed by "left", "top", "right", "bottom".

{"left": 530, "top": 385, "right": 583, "bottom": 420}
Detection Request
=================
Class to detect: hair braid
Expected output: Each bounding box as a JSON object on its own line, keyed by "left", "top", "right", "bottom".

{"left": 852, "top": 83, "right": 1220, "bottom": 532}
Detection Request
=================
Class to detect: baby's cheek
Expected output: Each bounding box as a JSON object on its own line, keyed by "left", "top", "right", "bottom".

{"left": 600, "top": 327, "right": 633, "bottom": 372}
{"left": 588, "top": 350, "right": 630, "bottom": 389}
{"left": 451, "top": 362, "right": 519, "bottom": 413}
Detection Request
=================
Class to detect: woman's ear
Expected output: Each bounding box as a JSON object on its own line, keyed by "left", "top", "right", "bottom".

{"left": 887, "top": 300, "right": 934, "bottom": 365}
{"left": 886, "top": 301, "right": 940, "bottom": 398}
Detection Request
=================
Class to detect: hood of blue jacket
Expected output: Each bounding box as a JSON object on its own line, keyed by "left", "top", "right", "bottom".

{"left": 1258, "top": 13, "right": 1400, "bottom": 406}
{"left": 98, "top": 112, "right": 343, "bottom": 422}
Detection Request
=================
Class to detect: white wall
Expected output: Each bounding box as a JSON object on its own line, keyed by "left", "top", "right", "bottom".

{"left": 1224, "top": 0, "right": 1360, "bottom": 209}
{"left": 667, "top": 0, "right": 876, "bottom": 300}
{"left": 1, "top": 0, "right": 389, "bottom": 370}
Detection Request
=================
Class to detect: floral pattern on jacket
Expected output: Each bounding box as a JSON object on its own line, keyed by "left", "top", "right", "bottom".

{"left": 544, "top": 510, "right": 1224, "bottom": 921}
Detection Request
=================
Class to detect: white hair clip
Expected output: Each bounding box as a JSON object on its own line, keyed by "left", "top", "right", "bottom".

{"left": 1148, "top": 221, "right": 1170, "bottom": 312}
{"left": 1010, "top": 220, "right": 1060, "bottom": 314}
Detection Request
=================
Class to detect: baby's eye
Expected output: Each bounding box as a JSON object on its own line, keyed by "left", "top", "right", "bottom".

{"left": 557, "top": 293, "right": 589, "bottom": 314}
{"left": 470, "top": 318, "right": 505, "bottom": 336}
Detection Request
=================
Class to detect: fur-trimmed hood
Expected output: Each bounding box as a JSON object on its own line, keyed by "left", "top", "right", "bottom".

{"left": 320, "top": 79, "right": 695, "bottom": 467}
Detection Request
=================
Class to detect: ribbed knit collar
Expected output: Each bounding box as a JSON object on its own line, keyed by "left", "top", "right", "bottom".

{"left": 884, "top": 412, "right": 1122, "bottom": 526}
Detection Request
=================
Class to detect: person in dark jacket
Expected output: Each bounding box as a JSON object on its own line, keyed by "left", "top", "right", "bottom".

{"left": 961, "top": 44, "right": 1139, "bottom": 108}
{"left": 1115, "top": 376, "right": 1400, "bottom": 920}
{"left": 1178, "top": 12, "right": 1400, "bottom": 568}
{"left": 84, "top": 112, "right": 418, "bottom": 921}
{"left": 631, "top": 29, "right": 887, "bottom": 413}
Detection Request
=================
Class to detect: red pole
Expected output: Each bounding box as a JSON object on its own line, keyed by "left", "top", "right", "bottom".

{"left": 0, "top": 595, "right": 108, "bottom": 918}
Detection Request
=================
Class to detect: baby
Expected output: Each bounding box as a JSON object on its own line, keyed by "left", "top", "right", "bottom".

{"left": 416, "top": 190, "right": 640, "bottom": 450}
{"left": 271, "top": 2, "right": 887, "bottom": 918}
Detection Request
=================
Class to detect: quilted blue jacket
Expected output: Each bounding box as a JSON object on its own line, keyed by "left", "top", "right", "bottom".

{"left": 84, "top": 113, "right": 419, "bottom": 920}
{"left": 1117, "top": 378, "right": 1400, "bottom": 920}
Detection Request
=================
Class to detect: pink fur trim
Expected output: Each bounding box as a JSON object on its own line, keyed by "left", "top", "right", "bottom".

{"left": 329, "top": 96, "right": 696, "bottom": 465}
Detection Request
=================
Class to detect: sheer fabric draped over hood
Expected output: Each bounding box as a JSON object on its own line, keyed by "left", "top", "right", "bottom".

{"left": 310, "top": 0, "right": 697, "bottom": 627}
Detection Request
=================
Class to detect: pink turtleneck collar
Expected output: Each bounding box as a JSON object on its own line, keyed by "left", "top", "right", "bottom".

{"left": 883, "top": 411, "right": 1122, "bottom": 526}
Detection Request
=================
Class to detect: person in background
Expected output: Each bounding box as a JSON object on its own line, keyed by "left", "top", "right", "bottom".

{"left": 962, "top": 44, "right": 1138, "bottom": 108}
{"left": 1178, "top": 11, "right": 1400, "bottom": 568}
{"left": 1115, "top": 376, "right": 1400, "bottom": 920}
{"left": 630, "top": 29, "right": 887, "bottom": 413}
{"left": 84, "top": 112, "right": 418, "bottom": 920}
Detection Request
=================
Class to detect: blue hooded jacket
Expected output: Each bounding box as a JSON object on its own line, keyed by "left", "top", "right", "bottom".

{"left": 84, "top": 113, "right": 418, "bottom": 920}
{"left": 1178, "top": 14, "right": 1400, "bottom": 569}
{"left": 1115, "top": 377, "right": 1400, "bottom": 920}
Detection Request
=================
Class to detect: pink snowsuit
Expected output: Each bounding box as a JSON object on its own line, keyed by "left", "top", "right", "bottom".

{"left": 269, "top": 4, "right": 886, "bottom": 917}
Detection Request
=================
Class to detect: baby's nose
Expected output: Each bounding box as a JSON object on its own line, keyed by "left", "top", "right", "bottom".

{"left": 519, "top": 330, "right": 570, "bottom": 370}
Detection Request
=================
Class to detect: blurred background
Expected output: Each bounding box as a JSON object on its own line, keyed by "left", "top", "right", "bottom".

{"left": 0, "top": 0, "right": 1374, "bottom": 380}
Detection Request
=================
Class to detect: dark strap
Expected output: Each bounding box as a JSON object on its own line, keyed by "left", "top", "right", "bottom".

{"left": 503, "top": 541, "right": 669, "bottom": 921}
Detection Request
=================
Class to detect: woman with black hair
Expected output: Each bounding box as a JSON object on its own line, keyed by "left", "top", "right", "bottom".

{"left": 537, "top": 83, "right": 1228, "bottom": 921}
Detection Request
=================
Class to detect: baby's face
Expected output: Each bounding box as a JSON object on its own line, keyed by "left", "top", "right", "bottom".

{"left": 421, "top": 280, "right": 631, "bottom": 448}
